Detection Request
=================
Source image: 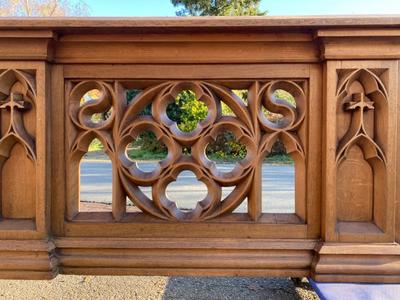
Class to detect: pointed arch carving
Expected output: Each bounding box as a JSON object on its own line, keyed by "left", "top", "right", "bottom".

{"left": 0, "top": 69, "right": 37, "bottom": 220}
{"left": 335, "top": 68, "right": 388, "bottom": 229}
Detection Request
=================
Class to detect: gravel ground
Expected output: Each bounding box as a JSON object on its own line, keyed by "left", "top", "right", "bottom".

{"left": 0, "top": 276, "right": 319, "bottom": 300}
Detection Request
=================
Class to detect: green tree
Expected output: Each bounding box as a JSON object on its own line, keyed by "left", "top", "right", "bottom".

{"left": 171, "top": 0, "right": 266, "bottom": 16}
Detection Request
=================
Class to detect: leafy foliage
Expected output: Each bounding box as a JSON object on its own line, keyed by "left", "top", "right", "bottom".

{"left": 88, "top": 138, "right": 103, "bottom": 152}
{"left": 171, "top": 0, "right": 266, "bottom": 16}
{"left": 167, "top": 90, "right": 208, "bottom": 132}
{"left": 128, "top": 131, "right": 168, "bottom": 159}
{"left": 206, "top": 131, "right": 247, "bottom": 161}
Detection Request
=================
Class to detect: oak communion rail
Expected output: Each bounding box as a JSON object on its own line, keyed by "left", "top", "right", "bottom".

{"left": 0, "top": 16, "right": 399, "bottom": 283}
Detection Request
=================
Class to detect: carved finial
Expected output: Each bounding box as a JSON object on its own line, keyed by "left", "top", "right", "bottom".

{"left": 0, "top": 92, "right": 31, "bottom": 111}
{"left": 345, "top": 92, "right": 374, "bottom": 111}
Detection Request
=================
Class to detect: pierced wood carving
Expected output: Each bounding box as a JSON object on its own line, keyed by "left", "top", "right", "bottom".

{"left": 68, "top": 80, "right": 307, "bottom": 222}
{"left": 256, "top": 81, "right": 307, "bottom": 220}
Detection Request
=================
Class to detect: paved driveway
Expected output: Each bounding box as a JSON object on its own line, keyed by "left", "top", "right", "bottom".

{"left": 80, "top": 160, "right": 295, "bottom": 213}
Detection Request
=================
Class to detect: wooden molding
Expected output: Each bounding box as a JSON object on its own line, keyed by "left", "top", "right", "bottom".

{"left": 316, "top": 29, "right": 400, "bottom": 60}
{"left": 313, "top": 243, "right": 400, "bottom": 283}
{"left": 0, "top": 30, "right": 56, "bottom": 61}
{"left": 56, "top": 237, "right": 315, "bottom": 277}
{"left": 0, "top": 239, "right": 56, "bottom": 279}
{"left": 1, "top": 16, "right": 400, "bottom": 29}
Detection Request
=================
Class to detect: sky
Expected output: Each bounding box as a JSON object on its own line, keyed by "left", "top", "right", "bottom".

{"left": 85, "top": 0, "right": 400, "bottom": 17}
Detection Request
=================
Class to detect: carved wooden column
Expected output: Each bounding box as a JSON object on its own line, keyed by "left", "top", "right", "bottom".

{"left": 313, "top": 30, "right": 400, "bottom": 283}
{"left": 0, "top": 31, "right": 57, "bottom": 279}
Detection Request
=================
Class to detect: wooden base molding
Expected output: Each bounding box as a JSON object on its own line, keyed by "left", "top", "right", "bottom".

{"left": 56, "top": 238, "right": 315, "bottom": 277}
{"left": 312, "top": 243, "right": 400, "bottom": 283}
{"left": 0, "top": 240, "right": 57, "bottom": 280}
{"left": 2, "top": 238, "right": 400, "bottom": 282}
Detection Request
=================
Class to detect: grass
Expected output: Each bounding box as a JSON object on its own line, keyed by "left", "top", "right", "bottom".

{"left": 207, "top": 153, "right": 293, "bottom": 164}
{"left": 127, "top": 149, "right": 293, "bottom": 164}
{"left": 87, "top": 139, "right": 294, "bottom": 164}
{"left": 126, "top": 149, "right": 168, "bottom": 161}
{"left": 265, "top": 154, "right": 294, "bottom": 164}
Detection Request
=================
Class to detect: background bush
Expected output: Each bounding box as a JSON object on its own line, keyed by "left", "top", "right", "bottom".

{"left": 91, "top": 88, "right": 295, "bottom": 161}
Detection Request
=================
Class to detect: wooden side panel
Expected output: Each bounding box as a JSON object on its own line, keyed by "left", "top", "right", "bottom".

{"left": 322, "top": 60, "right": 398, "bottom": 243}
{"left": 0, "top": 62, "right": 55, "bottom": 279}
{"left": 0, "top": 62, "right": 50, "bottom": 238}
{"left": 0, "top": 68, "right": 37, "bottom": 222}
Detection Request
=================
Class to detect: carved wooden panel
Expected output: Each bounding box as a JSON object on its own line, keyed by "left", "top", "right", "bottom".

{"left": 0, "top": 62, "right": 48, "bottom": 240}
{"left": 336, "top": 69, "right": 387, "bottom": 223}
{"left": 323, "top": 61, "right": 397, "bottom": 243}
{"left": 0, "top": 69, "right": 36, "bottom": 220}
{"left": 66, "top": 78, "right": 311, "bottom": 224}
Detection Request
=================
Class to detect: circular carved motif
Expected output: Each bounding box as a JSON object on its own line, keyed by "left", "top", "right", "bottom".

{"left": 118, "top": 81, "right": 256, "bottom": 221}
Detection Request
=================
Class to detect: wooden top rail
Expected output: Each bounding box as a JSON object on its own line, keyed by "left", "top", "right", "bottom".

{"left": 2, "top": 16, "right": 400, "bottom": 29}
{"left": 0, "top": 16, "right": 399, "bottom": 283}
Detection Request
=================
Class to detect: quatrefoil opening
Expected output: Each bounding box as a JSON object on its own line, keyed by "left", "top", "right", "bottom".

{"left": 152, "top": 162, "right": 221, "bottom": 221}
{"left": 125, "top": 130, "right": 168, "bottom": 173}
{"left": 152, "top": 82, "right": 218, "bottom": 145}
{"left": 205, "top": 130, "right": 247, "bottom": 172}
{"left": 118, "top": 118, "right": 180, "bottom": 185}
{"left": 192, "top": 119, "right": 256, "bottom": 185}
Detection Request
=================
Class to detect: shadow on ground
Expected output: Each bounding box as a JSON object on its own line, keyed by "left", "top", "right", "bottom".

{"left": 162, "top": 277, "right": 318, "bottom": 300}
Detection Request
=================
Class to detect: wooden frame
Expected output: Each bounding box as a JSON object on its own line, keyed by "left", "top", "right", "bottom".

{"left": 0, "top": 17, "right": 399, "bottom": 282}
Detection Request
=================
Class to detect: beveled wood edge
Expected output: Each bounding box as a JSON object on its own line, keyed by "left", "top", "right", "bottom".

{"left": 0, "top": 29, "right": 56, "bottom": 39}
{"left": 0, "top": 239, "right": 55, "bottom": 252}
{"left": 62, "top": 221, "right": 309, "bottom": 239}
{"left": 63, "top": 64, "right": 312, "bottom": 79}
{"left": 315, "top": 242, "right": 400, "bottom": 255}
{"left": 55, "top": 237, "right": 318, "bottom": 250}
{"left": 0, "top": 16, "right": 400, "bottom": 29}
{"left": 60, "top": 267, "right": 310, "bottom": 278}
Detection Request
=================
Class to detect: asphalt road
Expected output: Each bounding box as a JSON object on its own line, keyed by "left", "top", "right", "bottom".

{"left": 80, "top": 160, "right": 295, "bottom": 213}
